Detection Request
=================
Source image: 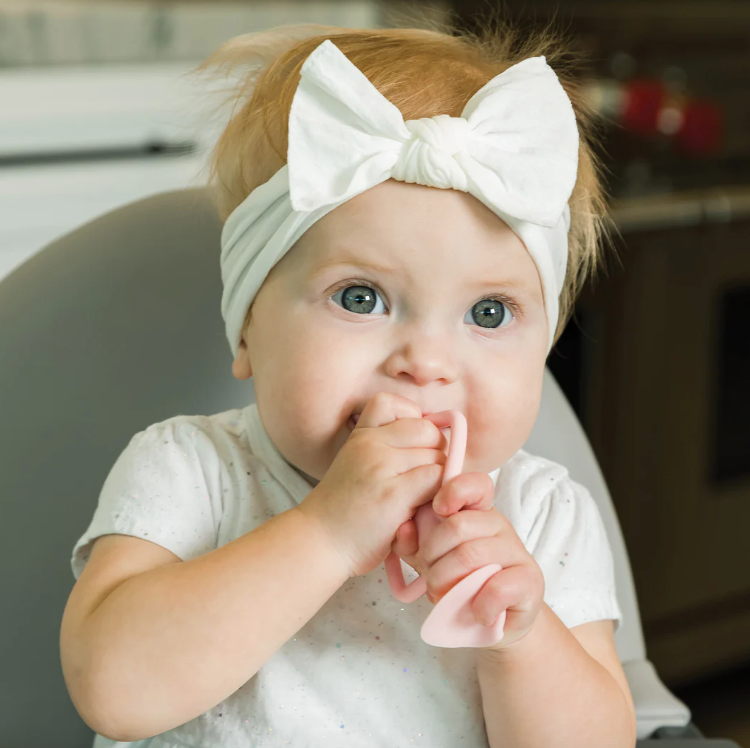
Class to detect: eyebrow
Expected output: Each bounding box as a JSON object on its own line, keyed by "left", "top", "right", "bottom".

{"left": 311, "top": 253, "right": 540, "bottom": 298}
{"left": 312, "top": 256, "right": 397, "bottom": 278}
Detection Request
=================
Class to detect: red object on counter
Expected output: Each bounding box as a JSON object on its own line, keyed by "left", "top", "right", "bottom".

{"left": 621, "top": 79, "right": 666, "bottom": 136}
{"left": 675, "top": 98, "right": 723, "bottom": 156}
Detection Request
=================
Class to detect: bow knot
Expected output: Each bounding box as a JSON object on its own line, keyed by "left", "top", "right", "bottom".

{"left": 393, "top": 115, "right": 471, "bottom": 191}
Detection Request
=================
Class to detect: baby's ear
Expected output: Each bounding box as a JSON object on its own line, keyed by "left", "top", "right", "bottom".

{"left": 231, "top": 339, "right": 253, "bottom": 380}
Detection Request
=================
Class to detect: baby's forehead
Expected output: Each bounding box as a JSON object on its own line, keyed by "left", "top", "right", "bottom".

{"left": 302, "top": 184, "right": 524, "bottom": 257}
{"left": 311, "top": 179, "right": 508, "bottom": 235}
{"left": 275, "top": 181, "right": 545, "bottom": 306}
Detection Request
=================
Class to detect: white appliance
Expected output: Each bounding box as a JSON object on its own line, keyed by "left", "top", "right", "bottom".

{"left": 0, "top": 61, "right": 223, "bottom": 282}
{"left": 0, "top": 0, "right": 388, "bottom": 282}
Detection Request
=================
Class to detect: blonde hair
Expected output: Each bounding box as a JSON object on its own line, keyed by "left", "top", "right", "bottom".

{"left": 195, "top": 11, "right": 615, "bottom": 347}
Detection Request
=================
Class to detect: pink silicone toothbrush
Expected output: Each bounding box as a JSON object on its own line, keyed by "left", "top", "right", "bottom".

{"left": 383, "top": 409, "right": 506, "bottom": 648}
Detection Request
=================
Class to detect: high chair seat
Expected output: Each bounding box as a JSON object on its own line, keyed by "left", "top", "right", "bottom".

{"left": 0, "top": 187, "right": 734, "bottom": 747}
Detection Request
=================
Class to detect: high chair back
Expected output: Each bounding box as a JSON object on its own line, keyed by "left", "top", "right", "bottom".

{"left": 0, "top": 188, "right": 703, "bottom": 747}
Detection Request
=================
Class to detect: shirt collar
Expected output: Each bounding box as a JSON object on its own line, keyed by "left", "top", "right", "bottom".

{"left": 242, "top": 402, "right": 316, "bottom": 505}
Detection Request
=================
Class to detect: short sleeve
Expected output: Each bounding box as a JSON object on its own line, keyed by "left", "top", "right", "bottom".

{"left": 525, "top": 476, "right": 623, "bottom": 632}
{"left": 70, "top": 420, "right": 222, "bottom": 580}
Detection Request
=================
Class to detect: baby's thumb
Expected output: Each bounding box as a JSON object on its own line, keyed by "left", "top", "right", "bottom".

{"left": 391, "top": 519, "right": 419, "bottom": 566}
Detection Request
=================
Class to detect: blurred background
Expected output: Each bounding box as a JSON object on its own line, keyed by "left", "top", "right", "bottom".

{"left": 0, "top": 0, "right": 748, "bottom": 745}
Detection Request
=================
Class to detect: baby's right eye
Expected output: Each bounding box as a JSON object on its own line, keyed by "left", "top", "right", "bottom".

{"left": 331, "top": 284, "right": 388, "bottom": 315}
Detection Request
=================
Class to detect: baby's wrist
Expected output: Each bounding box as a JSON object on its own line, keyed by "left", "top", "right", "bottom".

{"left": 294, "top": 503, "right": 353, "bottom": 580}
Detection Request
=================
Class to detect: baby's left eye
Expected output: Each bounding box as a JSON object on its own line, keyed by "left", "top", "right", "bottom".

{"left": 465, "top": 298, "right": 514, "bottom": 330}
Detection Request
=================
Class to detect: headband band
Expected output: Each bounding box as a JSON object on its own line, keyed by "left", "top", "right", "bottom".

{"left": 221, "top": 39, "right": 579, "bottom": 356}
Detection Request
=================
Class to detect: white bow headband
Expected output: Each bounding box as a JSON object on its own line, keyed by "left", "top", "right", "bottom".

{"left": 221, "top": 38, "right": 579, "bottom": 356}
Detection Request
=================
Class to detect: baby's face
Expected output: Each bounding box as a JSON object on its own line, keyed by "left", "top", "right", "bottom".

{"left": 233, "top": 179, "right": 549, "bottom": 483}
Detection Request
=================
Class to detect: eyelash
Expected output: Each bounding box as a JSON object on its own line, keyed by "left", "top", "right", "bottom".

{"left": 328, "top": 278, "right": 523, "bottom": 322}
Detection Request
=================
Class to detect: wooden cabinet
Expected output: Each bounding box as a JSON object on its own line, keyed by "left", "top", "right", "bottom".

{"left": 577, "top": 191, "right": 750, "bottom": 686}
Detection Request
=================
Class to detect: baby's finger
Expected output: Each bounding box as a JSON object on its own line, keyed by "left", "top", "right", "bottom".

{"left": 354, "top": 391, "right": 422, "bottom": 430}
{"left": 391, "top": 518, "right": 419, "bottom": 559}
{"left": 472, "top": 563, "right": 542, "bottom": 628}
{"left": 420, "top": 510, "right": 514, "bottom": 569}
{"left": 433, "top": 472, "right": 496, "bottom": 517}
{"left": 426, "top": 535, "right": 519, "bottom": 601}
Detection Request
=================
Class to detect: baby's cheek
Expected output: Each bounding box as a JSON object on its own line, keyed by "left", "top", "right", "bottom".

{"left": 469, "top": 414, "right": 524, "bottom": 466}
{"left": 508, "top": 369, "right": 544, "bottom": 430}
{"left": 467, "top": 380, "right": 541, "bottom": 466}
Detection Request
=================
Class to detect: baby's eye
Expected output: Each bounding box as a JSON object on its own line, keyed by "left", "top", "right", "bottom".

{"left": 332, "top": 284, "right": 387, "bottom": 315}
{"left": 465, "top": 297, "right": 514, "bottom": 330}
{"left": 330, "top": 284, "right": 514, "bottom": 330}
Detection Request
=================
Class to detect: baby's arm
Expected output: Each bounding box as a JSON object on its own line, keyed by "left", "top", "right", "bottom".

{"left": 473, "top": 461, "right": 635, "bottom": 746}
{"left": 61, "top": 506, "right": 349, "bottom": 742}
{"left": 476, "top": 604, "right": 635, "bottom": 748}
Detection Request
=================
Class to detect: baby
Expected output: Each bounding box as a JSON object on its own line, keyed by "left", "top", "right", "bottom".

{"left": 61, "top": 18, "right": 637, "bottom": 748}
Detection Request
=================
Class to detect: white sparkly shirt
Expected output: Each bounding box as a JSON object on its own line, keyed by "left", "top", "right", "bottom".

{"left": 71, "top": 402, "right": 623, "bottom": 748}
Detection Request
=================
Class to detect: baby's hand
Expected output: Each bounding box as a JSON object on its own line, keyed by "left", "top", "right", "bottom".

{"left": 298, "top": 392, "right": 448, "bottom": 579}
{"left": 392, "top": 472, "right": 545, "bottom": 652}
{"left": 390, "top": 471, "right": 493, "bottom": 579}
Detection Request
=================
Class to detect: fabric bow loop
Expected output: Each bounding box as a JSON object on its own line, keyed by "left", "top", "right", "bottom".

{"left": 287, "top": 39, "right": 578, "bottom": 229}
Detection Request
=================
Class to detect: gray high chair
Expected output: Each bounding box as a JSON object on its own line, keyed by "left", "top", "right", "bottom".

{"left": 0, "top": 188, "right": 741, "bottom": 748}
